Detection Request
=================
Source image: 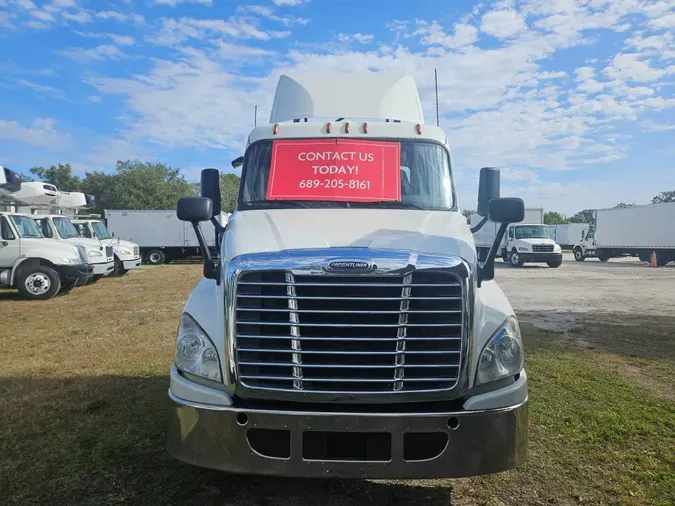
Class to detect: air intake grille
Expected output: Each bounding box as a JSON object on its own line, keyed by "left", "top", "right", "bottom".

{"left": 105, "top": 246, "right": 113, "bottom": 258}
{"left": 532, "top": 244, "right": 554, "bottom": 252}
{"left": 133, "top": 245, "right": 139, "bottom": 256}
{"left": 235, "top": 270, "right": 464, "bottom": 394}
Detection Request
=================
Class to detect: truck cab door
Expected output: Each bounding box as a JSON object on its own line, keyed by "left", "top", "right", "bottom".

{"left": 505, "top": 226, "right": 514, "bottom": 249}
{"left": 0, "top": 216, "right": 20, "bottom": 268}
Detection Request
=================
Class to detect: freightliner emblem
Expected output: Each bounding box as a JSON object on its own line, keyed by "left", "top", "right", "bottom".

{"left": 325, "top": 260, "right": 375, "bottom": 272}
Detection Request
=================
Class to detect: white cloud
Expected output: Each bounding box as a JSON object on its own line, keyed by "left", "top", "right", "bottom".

{"left": 151, "top": 16, "right": 290, "bottom": 46}
{"left": 14, "top": 0, "right": 36, "bottom": 9}
{"left": 337, "top": 33, "right": 374, "bottom": 45}
{"left": 75, "top": 31, "right": 135, "bottom": 46}
{"left": 30, "top": 10, "right": 55, "bottom": 23}
{"left": 0, "top": 118, "right": 69, "bottom": 149}
{"left": 214, "top": 41, "right": 276, "bottom": 60}
{"left": 642, "top": 121, "right": 675, "bottom": 132}
{"left": 239, "top": 5, "right": 310, "bottom": 27}
{"left": 604, "top": 53, "right": 666, "bottom": 82}
{"left": 95, "top": 11, "right": 127, "bottom": 22}
{"left": 24, "top": 19, "right": 51, "bottom": 29}
{"left": 88, "top": 95, "right": 102, "bottom": 103}
{"left": 18, "top": 79, "right": 66, "bottom": 99}
{"left": 61, "top": 10, "right": 92, "bottom": 23}
{"left": 649, "top": 12, "right": 675, "bottom": 29}
{"left": 152, "top": 0, "right": 212, "bottom": 6}
{"left": 480, "top": 9, "right": 527, "bottom": 38}
{"left": 0, "top": 11, "right": 15, "bottom": 29}
{"left": 415, "top": 21, "right": 479, "bottom": 49}
{"left": 272, "top": 0, "right": 306, "bottom": 6}
{"left": 60, "top": 44, "right": 125, "bottom": 63}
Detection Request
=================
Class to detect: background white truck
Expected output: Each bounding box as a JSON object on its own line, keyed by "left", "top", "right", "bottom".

{"left": 33, "top": 214, "right": 115, "bottom": 282}
{"left": 104, "top": 209, "right": 227, "bottom": 265}
{"left": 548, "top": 223, "right": 590, "bottom": 249}
{"left": 470, "top": 207, "right": 562, "bottom": 267}
{"left": 574, "top": 202, "right": 675, "bottom": 265}
{"left": 0, "top": 211, "right": 91, "bottom": 299}
{"left": 72, "top": 218, "right": 141, "bottom": 276}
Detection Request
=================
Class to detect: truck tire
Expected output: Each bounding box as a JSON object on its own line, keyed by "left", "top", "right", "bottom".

{"left": 59, "top": 279, "right": 78, "bottom": 294}
{"left": 547, "top": 258, "right": 563, "bottom": 268}
{"left": 17, "top": 265, "right": 61, "bottom": 300}
{"left": 111, "top": 257, "right": 128, "bottom": 277}
{"left": 574, "top": 248, "right": 585, "bottom": 261}
{"left": 638, "top": 252, "right": 650, "bottom": 263}
{"left": 656, "top": 252, "right": 669, "bottom": 266}
{"left": 509, "top": 249, "right": 524, "bottom": 268}
{"left": 598, "top": 252, "right": 611, "bottom": 262}
{"left": 146, "top": 249, "right": 166, "bottom": 265}
{"left": 91, "top": 274, "right": 103, "bottom": 283}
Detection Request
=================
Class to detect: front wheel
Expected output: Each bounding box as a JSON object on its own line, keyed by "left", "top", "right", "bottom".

{"left": 574, "top": 248, "right": 585, "bottom": 262}
{"left": 112, "top": 257, "right": 129, "bottom": 277}
{"left": 146, "top": 249, "right": 166, "bottom": 265}
{"left": 17, "top": 265, "right": 61, "bottom": 300}
{"left": 598, "top": 253, "right": 611, "bottom": 262}
{"left": 510, "top": 250, "right": 524, "bottom": 267}
{"left": 91, "top": 274, "right": 103, "bottom": 283}
{"left": 547, "top": 259, "right": 563, "bottom": 268}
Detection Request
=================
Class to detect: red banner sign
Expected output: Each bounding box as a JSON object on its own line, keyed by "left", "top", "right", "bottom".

{"left": 266, "top": 139, "right": 401, "bottom": 202}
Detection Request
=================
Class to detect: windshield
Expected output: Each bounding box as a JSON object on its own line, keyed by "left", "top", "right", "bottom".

{"left": 239, "top": 139, "right": 455, "bottom": 210}
{"left": 52, "top": 217, "right": 80, "bottom": 239}
{"left": 9, "top": 216, "right": 44, "bottom": 238}
{"left": 92, "top": 221, "right": 112, "bottom": 239}
{"left": 515, "top": 225, "right": 550, "bottom": 239}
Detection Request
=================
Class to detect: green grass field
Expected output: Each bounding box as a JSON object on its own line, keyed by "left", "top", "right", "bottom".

{"left": 1, "top": 265, "right": 673, "bottom": 505}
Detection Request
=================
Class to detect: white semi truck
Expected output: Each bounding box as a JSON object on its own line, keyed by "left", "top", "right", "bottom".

{"left": 470, "top": 207, "right": 562, "bottom": 268}
{"left": 0, "top": 211, "right": 90, "bottom": 299}
{"left": 33, "top": 214, "right": 115, "bottom": 282}
{"left": 574, "top": 202, "right": 675, "bottom": 264}
{"left": 165, "top": 74, "right": 529, "bottom": 479}
{"left": 104, "top": 209, "right": 227, "bottom": 265}
{"left": 72, "top": 218, "right": 141, "bottom": 276}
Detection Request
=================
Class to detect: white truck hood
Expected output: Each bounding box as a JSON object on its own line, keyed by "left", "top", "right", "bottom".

{"left": 225, "top": 209, "right": 477, "bottom": 262}
{"left": 516, "top": 238, "right": 556, "bottom": 245}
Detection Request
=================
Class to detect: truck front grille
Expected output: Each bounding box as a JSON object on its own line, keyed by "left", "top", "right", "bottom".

{"left": 133, "top": 245, "right": 139, "bottom": 256}
{"left": 105, "top": 246, "right": 114, "bottom": 258}
{"left": 532, "top": 244, "right": 554, "bottom": 252}
{"left": 235, "top": 270, "right": 464, "bottom": 394}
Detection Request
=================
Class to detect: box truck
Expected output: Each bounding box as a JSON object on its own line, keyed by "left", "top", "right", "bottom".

{"left": 574, "top": 202, "right": 675, "bottom": 264}
{"left": 104, "top": 209, "right": 228, "bottom": 265}
{"left": 72, "top": 218, "right": 142, "bottom": 276}
{"left": 165, "top": 73, "right": 529, "bottom": 479}
{"left": 548, "top": 223, "right": 590, "bottom": 249}
{"left": 470, "top": 207, "right": 562, "bottom": 267}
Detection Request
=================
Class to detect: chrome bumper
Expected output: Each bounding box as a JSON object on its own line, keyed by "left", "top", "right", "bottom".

{"left": 166, "top": 393, "right": 528, "bottom": 479}
{"left": 92, "top": 260, "right": 115, "bottom": 275}
{"left": 122, "top": 258, "right": 142, "bottom": 270}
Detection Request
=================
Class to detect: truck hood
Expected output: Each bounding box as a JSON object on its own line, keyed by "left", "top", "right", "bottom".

{"left": 21, "top": 237, "right": 82, "bottom": 258}
{"left": 225, "top": 209, "right": 477, "bottom": 262}
{"left": 516, "top": 238, "right": 556, "bottom": 245}
{"left": 100, "top": 238, "right": 137, "bottom": 251}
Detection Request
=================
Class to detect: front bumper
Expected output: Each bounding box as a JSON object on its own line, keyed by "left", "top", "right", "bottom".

{"left": 59, "top": 264, "right": 92, "bottom": 283}
{"left": 91, "top": 260, "right": 115, "bottom": 276}
{"left": 519, "top": 252, "right": 562, "bottom": 263}
{"left": 122, "top": 257, "right": 142, "bottom": 270}
{"left": 166, "top": 393, "right": 528, "bottom": 479}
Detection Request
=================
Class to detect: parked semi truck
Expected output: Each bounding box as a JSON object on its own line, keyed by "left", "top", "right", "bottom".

{"left": 72, "top": 218, "right": 141, "bottom": 276}
{"left": 548, "top": 223, "right": 589, "bottom": 250}
{"left": 0, "top": 211, "right": 90, "bottom": 299}
{"left": 470, "top": 207, "right": 562, "bottom": 267}
{"left": 104, "top": 209, "right": 228, "bottom": 265}
{"left": 574, "top": 202, "right": 675, "bottom": 264}
{"left": 33, "top": 214, "right": 114, "bottom": 282}
{"left": 165, "top": 73, "right": 529, "bottom": 479}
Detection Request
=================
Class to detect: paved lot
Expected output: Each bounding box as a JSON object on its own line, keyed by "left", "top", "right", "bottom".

{"left": 495, "top": 253, "right": 675, "bottom": 331}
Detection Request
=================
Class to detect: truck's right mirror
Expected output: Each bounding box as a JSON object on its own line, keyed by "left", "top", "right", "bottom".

{"left": 488, "top": 197, "right": 525, "bottom": 224}
{"left": 200, "top": 168, "right": 221, "bottom": 217}
{"left": 477, "top": 167, "right": 500, "bottom": 217}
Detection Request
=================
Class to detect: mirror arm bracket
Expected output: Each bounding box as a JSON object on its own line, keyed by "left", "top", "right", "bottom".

{"left": 478, "top": 222, "right": 508, "bottom": 288}
{"left": 190, "top": 221, "right": 216, "bottom": 280}
{"left": 470, "top": 217, "right": 488, "bottom": 234}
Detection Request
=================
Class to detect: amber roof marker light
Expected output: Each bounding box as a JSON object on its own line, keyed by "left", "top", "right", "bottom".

{"left": 326, "top": 122, "right": 332, "bottom": 134}
{"left": 273, "top": 123, "right": 279, "bottom": 135}
{"left": 416, "top": 123, "right": 423, "bottom": 135}
{"left": 363, "top": 122, "right": 368, "bottom": 134}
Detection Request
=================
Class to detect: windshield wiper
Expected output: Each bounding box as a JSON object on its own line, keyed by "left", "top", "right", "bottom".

{"left": 245, "top": 200, "right": 309, "bottom": 209}
{"left": 370, "top": 201, "right": 426, "bottom": 210}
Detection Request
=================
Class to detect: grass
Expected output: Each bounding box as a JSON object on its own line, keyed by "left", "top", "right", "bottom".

{"left": 1, "top": 265, "right": 673, "bottom": 505}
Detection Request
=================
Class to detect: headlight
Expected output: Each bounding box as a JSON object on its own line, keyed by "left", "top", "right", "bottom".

{"left": 476, "top": 316, "right": 523, "bottom": 386}
{"left": 118, "top": 248, "right": 132, "bottom": 256}
{"left": 89, "top": 250, "right": 103, "bottom": 257}
{"left": 554, "top": 244, "right": 561, "bottom": 253}
{"left": 60, "top": 257, "right": 80, "bottom": 265}
{"left": 175, "top": 313, "right": 222, "bottom": 382}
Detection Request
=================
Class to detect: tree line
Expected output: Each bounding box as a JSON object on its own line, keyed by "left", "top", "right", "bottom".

{"left": 19, "top": 161, "right": 241, "bottom": 215}
{"left": 544, "top": 191, "right": 674, "bottom": 225}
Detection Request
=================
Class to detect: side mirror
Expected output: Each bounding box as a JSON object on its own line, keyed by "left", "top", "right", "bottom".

{"left": 177, "top": 197, "right": 213, "bottom": 222}
{"left": 477, "top": 167, "right": 500, "bottom": 217}
{"left": 231, "top": 156, "right": 244, "bottom": 169}
{"left": 200, "top": 168, "right": 221, "bottom": 217}
{"left": 488, "top": 197, "right": 525, "bottom": 224}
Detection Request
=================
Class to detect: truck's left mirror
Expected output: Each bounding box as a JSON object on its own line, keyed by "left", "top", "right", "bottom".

{"left": 177, "top": 197, "right": 213, "bottom": 222}
{"left": 488, "top": 197, "right": 525, "bottom": 224}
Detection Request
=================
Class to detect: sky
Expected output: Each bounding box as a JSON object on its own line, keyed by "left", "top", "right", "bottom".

{"left": 1, "top": 0, "right": 674, "bottom": 215}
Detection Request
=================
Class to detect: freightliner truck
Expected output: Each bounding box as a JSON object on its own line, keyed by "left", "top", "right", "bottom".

{"left": 165, "top": 74, "right": 528, "bottom": 479}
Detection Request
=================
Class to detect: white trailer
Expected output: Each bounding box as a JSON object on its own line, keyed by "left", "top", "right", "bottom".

{"left": 471, "top": 207, "right": 545, "bottom": 253}
{"left": 104, "top": 209, "right": 228, "bottom": 265}
{"left": 574, "top": 202, "right": 675, "bottom": 265}
{"left": 548, "top": 223, "right": 590, "bottom": 249}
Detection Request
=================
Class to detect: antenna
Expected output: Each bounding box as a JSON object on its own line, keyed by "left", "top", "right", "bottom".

{"left": 434, "top": 69, "right": 440, "bottom": 127}
{"left": 254, "top": 105, "right": 258, "bottom": 127}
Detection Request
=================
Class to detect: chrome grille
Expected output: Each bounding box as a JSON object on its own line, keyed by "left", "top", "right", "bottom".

{"left": 235, "top": 270, "right": 464, "bottom": 394}
{"left": 105, "top": 246, "right": 113, "bottom": 258}
{"left": 532, "top": 244, "right": 554, "bottom": 252}
{"left": 133, "top": 245, "right": 139, "bottom": 256}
